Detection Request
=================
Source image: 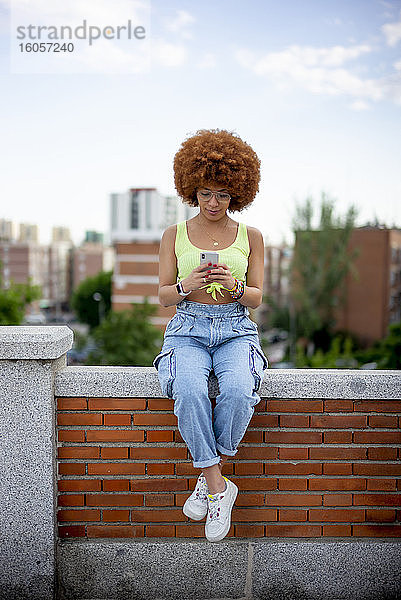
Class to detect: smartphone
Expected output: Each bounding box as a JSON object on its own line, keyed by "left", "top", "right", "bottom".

{"left": 200, "top": 251, "right": 219, "bottom": 266}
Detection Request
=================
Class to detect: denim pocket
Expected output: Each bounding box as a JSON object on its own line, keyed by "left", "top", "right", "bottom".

{"left": 165, "top": 313, "right": 195, "bottom": 336}
{"left": 153, "top": 348, "right": 176, "bottom": 399}
{"left": 249, "top": 342, "right": 269, "bottom": 393}
{"left": 232, "top": 314, "right": 259, "bottom": 334}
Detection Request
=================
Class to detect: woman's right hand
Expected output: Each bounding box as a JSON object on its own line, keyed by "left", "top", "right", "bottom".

{"left": 181, "top": 263, "right": 212, "bottom": 293}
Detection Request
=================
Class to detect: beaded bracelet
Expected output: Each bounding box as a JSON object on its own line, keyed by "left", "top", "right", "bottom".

{"left": 227, "top": 278, "right": 245, "bottom": 300}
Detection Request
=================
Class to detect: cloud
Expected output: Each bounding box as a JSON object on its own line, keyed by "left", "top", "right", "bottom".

{"left": 151, "top": 38, "right": 187, "bottom": 67}
{"left": 197, "top": 52, "right": 216, "bottom": 69}
{"left": 382, "top": 12, "right": 401, "bottom": 46}
{"left": 349, "top": 100, "right": 371, "bottom": 111}
{"left": 163, "top": 9, "right": 195, "bottom": 38}
{"left": 235, "top": 43, "right": 389, "bottom": 104}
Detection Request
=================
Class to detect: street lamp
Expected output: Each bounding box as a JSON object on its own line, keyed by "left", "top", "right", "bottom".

{"left": 92, "top": 292, "right": 105, "bottom": 325}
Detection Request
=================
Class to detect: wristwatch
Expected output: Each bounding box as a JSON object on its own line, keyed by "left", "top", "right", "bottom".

{"left": 176, "top": 281, "right": 191, "bottom": 296}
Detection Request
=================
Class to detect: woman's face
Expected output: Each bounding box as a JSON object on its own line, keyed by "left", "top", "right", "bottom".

{"left": 196, "top": 182, "right": 231, "bottom": 219}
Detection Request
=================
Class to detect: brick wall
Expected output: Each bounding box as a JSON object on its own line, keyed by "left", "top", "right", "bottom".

{"left": 57, "top": 395, "right": 401, "bottom": 539}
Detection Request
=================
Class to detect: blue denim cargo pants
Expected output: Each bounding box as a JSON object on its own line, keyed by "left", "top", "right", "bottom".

{"left": 153, "top": 300, "right": 269, "bottom": 469}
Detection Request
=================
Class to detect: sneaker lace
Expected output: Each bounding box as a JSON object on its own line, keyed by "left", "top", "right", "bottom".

{"left": 194, "top": 476, "right": 208, "bottom": 500}
{"left": 207, "top": 494, "right": 223, "bottom": 522}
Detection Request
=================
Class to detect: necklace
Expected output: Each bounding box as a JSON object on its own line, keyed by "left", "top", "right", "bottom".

{"left": 196, "top": 214, "right": 229, "bottom": 246}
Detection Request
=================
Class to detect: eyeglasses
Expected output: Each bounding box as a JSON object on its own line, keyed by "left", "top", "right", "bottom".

{"left": 197, "top": 189, "right": 231, "bottom": 202}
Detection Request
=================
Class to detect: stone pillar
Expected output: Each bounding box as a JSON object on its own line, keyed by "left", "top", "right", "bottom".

{"left": 0, "top": 326, "right": 73, "bottom": 600}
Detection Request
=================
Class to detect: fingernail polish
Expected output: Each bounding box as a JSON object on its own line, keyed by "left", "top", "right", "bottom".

{"left": 208, "top": 262, "right": 212, "bottom": 266}
{"left": 213, "top": 264, "right": 217, "bottom": 267}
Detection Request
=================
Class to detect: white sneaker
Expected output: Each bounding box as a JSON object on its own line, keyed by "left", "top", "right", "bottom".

{"left": 183, "top": 473, "right": 209, "bottom": 520}
{"left": 205, "top": 476, "right": 238, "bottom": 542}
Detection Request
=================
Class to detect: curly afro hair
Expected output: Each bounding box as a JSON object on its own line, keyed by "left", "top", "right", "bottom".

{"left": 173, "top": 128, "right": 261, "bottom": 213}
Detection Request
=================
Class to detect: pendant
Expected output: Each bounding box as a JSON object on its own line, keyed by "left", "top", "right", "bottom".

{"left": 213, "top": 242, "right": 218, "bottom": 246}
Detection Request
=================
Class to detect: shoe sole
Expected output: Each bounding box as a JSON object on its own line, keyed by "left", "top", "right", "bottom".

{"left": 183, "top": 501, "right": 208, "bottom": 521}
{"left": 205, "top": 481, "right": 238, "bottom": 542}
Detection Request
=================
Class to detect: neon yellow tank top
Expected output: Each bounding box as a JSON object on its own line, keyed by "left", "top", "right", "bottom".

{"left": 175, "top": 220, "right": 250, "bottom": 301}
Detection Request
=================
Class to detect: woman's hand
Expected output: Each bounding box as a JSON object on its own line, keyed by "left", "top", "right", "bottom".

{"left": 181, "top": 263, "right": 215, "bottom": 293}
{"left": 203, "top": 263, "right": 236, "bottom": 290}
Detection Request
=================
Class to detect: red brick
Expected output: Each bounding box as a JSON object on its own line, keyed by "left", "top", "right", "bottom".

{"left": 366, "top": 509, "right": 396, "bottom": 522}
{"left": 130, "top": 448, "right": 186, "bottom": 460}
{"left": 58, "top": 494, "right": 84, "bottom": 507}
{"left": 58, "top": 414, "right": 102, "bottom": 426}
{"left": 279, "top": 479, "right": 307, "bottom": 491}
{"left": 354, "top": 400, "right": 401, "bottom": 412}
{"left": 58, "top": 479, "right": 101, "bottom": 492}
{"left": 367, "top": 479, "right": 397, "bottom": 491}
{"left": 145, "top": 494, "right": 175, "bottom": 507}
{"left": 236, "top": 447, "right": 277, "bottom": 460}
{"left": 309, "top": 508, "right": 365, "bottom": 522}
{"left": 104, "top": 414, "right": 131, "bottom": 426}
{"left": 58, "top": 430, "right": 85, "bottom": 442}
{"left": 101, "top": 447, "right": 129, "bottom": 459}
{"left": 57, "top": 398, "right": 87, "bottom": 410}
{"left": 310, "top": 415, "right": 366, "bottom": 428}
{"left": 368, "top": 415, "right": 398, "bottom": 428}
{"left": 88, "top": 398, "right": 146, "bottom": 411}
{"left": 353, "top": 493, "right": 401, "bottom": 506}
{"left": 265, "top": 463, "right": 322, "bottom": 475}
{"left": 236, "top": 494, "right": 264, "bottom": 506}
{"left": 146, "top": 525, "right": 175, "bottom": 537}
{"left": 367, "top": 447, "right": 397, "bottom": 460}
{"left": 147, "top": 463, "right": 175, "bottom": 476}
{"left": 174, "top": 431, "right": 184, "bottom": 443}
{"left": 233, "top": 478, "right": 277, "bottom": 491}
{"left": 87, "top": 525, "right": 144, "bottom": 537}
{"left": 279, "top": 448, "right": 308, "bottom": 460}
{"left": 310, "top": 447, "right": 366, "bottom": 460}
{"left": 254, "top": 399, "right": 267, "bottom": 411}
{"left": 324, "top": 431, "right": 352, "bottom": 443}
{"left": 131, "top": 479, "right": 188, "bottom": 492}
{"left": 323, "top": 524, "right": 352, "bottom": 536}
{"left": 175, "top": 523, "right": 206, "bottom": 537}
{"left": 234, "top": 463, "right": 264, "bottom": 475}
{"left": 267, "top": 400, "right": 323, "bottom": 413}
{"left": 102, "top": 510, "right": 130, "bottom": 522}
{"left": 88, "top": 463, "right": 145, "bottom": 475}
{"left": 87, "top": 430, "right": 144, "bottom": 442}
{"left": 58, "top": 509, "right": 100, "bottom": 522}
{"left": 58, "top": 463, "right": 86, "bottom": 476}
{"left": 235, "top": 524, "right": 265, "bottom": 537}
{"left": 280, "top": 415, "right": 309, "bottom": 427}
{"left": 324, "top": 400, "right": 354, "bottom": 412}
{"left": 323, "top": 463, "right": 352, "bottom": 475}
{"left": 58, "top": 447, "right": 99, "bottom": 459}
{"left": 354, "top": 464, "right": 401, "bottom": 476}
{"left": 133, "top": 414, "right": 177, "bottom": 426}
{"left": 323, "top": 494, "right": 352, "bottom": 506}
{"left": 251, "top": 414, "right": 279, "bottom": 427}
{"left": 309, "top": 478, "right": 366, "bottom": 491}
{"left": 147, "top": 430, "right": 174, "bottom": 443}
{"left": 242, "top": 430, "right": 263, "bottom": 443}
{"left": 278, "top": 509, "right": 307, "bottom": 521}
{"left": 266, "top": 431, "right": 322, "bottom": 444}
{"left": 86, "top": 494, "right": 143, "bottom": 507}
{"left": 103, "top": 480, "right": 130, "bottom": 492}
{"left": 148, "top": 399, "right": 174, "bottom": 411}
{"left": 58, "top": 525, "right": 86, "bottom": 538}
{"left": 266, "top": 524, "right": 321, "bottom": 536}
{"left": 233, "top": 508, "right": 276, "bottom": 521}
{"left": 265, "top": 494, "right": 322, "bottom": 507}
{"left": 352, "top": 524, "right": 401, "bottom": 536}
{"left": 355, "top": 431, "right": 401, "bottom": 444}
{"left": 131, "top": 509, "right": 186, "bottom": 522}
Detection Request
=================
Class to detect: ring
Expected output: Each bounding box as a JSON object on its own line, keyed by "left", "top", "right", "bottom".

{"left": 203, "top": 277, "right": 206, "bottom": 283}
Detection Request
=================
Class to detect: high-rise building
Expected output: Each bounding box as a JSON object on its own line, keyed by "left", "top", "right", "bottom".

{"left": 110, "top": 188, "right": 197, "bottom": 327}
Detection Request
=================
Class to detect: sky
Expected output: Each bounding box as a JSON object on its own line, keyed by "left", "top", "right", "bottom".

{"left": 0, "top": 0, "right": 400, "bottom": 247}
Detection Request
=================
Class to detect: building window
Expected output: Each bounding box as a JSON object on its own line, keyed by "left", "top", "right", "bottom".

{"left": 131, "top": 193, "right": 139, "bottom": 229}
{"left": 145, "top": 190, "right": 152, "bottom": 229}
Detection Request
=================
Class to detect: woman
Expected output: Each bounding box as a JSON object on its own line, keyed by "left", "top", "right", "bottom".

{"left": 153, "top": 128, "right": 268, "bottom": 542}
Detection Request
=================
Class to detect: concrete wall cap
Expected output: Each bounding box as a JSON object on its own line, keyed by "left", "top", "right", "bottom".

{"left": 0, "top": 325, "right": 73, "bottom": 359}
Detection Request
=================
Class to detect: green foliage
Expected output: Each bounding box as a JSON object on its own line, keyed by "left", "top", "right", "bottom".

{"left": 263, "top": 294, "right": 290, "bottom": 331}
{"left": 0, "top": 272, "right": 42, "bottom": 325}
{"left": 291, "top": 192, "right": 359, "bottom": 346}
{"left": 296, "top": 334, "right": 358, "bottom": 368}
{"left": 71, "top": 270, "right": 112, "bottom": 331}
{"left": 86, "top": 299, "right": 163, "bottom": 366}
{"left": 355, "top": 322, "right": 401, "bottom": 369}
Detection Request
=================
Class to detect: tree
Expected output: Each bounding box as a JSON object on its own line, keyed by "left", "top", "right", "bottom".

{"left": 86, "top": 299, "right": 163, "bottom": 366}
{"left": 290, "top": 192, "right": 359, "bottom": 352}
{"left": 0, "top": 267, "right": 42, "bottom": 325}
{"left": 71, "top": 270, "right": 112, "bottom": 331}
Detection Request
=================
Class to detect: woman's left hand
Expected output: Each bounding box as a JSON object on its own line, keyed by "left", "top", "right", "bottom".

{"left": 206, "top": 263, "right": 236, "bottom": 290}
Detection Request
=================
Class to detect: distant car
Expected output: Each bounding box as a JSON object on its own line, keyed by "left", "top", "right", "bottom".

{"left": 24, "top": 313, "right": 46, "bottom": 325}
{"left": 270, "top": 361, "right": 295, "bottom": 369}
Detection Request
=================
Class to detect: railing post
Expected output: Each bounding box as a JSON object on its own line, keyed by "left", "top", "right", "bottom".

{"left": 0, "top": 326, "right": 73, "bottom": 600}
